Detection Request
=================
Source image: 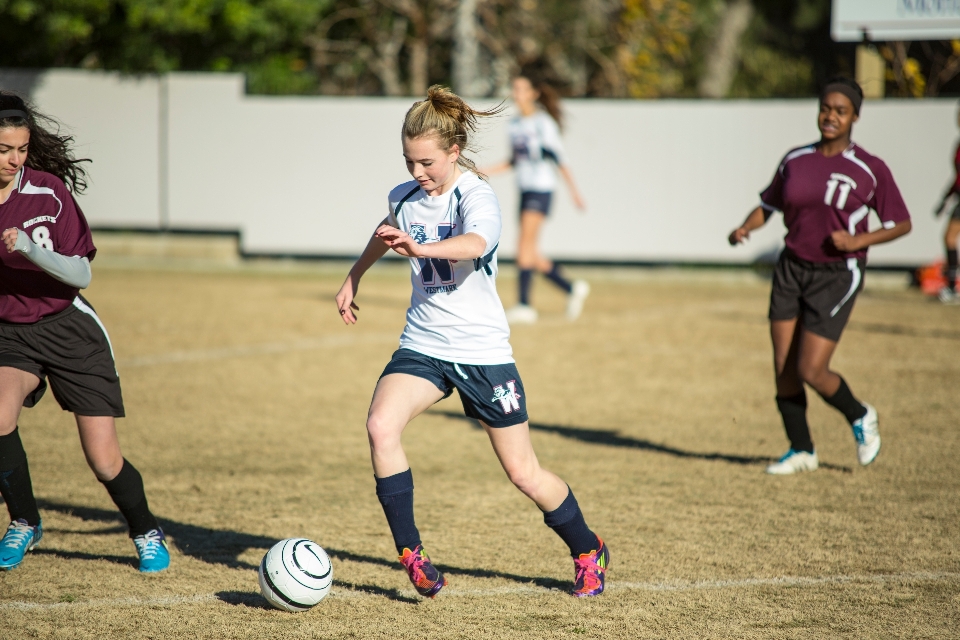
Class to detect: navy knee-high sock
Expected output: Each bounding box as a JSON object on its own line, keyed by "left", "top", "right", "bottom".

{"left": 519, "top": 269, "right": 533, "bottom": 305}
{"left": 100, "top": 459, "right": 159, "bottom": 537}
{"left": 543, "top": 264, "right": 573, "bottom": 294}
{"left": 543, "top": 487, "right": 599, "bottom": 557}
{"left": 375, "top": 469, "right": 421, "bottom": 554}
{"left": 776, "top": 392, "right": 813, "bottom": 453}
{"left": 819, "top": 377, "right": 867, "bottom": 424}
{"left": 946, "top": 249, "right": 958, "bottom": 291}
{"left": 0, "top": 427, "right": 41, "bottom": 526}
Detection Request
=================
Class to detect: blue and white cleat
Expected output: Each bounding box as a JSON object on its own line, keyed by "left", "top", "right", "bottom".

{"left": 766, "top": 449, "right": 819, "bottom": 475}
{"left": 0, "top": 519, "right": 42, "bottom": 570}
{"left": 133, "top": 528, "right": 170, "bottom": 573}
{"left": 852, "top": 403, "right": 880, "bottom": 466}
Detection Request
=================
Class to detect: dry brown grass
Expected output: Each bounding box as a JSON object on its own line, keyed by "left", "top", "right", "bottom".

{"left": 1, "top": 259, "right": 958, "bottom": 638}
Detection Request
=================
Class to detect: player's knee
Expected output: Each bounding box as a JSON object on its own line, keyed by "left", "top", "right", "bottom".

{"left": 505, "top": 463, "right": 540, "bottom": 496}
{"left": 365, "top": 412, "right": 400, "bottom": 449}
{"left": 797, "top": 362, "right": 826, "bottom": 388}
{"left": 87, "top": 452, "right": 123, "bottom": 482}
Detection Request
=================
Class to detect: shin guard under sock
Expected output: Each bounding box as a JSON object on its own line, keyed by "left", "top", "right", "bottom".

{"left": 544, "top": 264, "right": 573, "bottom": 294}
{"left": 947, "top": 249, "right": 958, "bottom": 291}
{"left": 519, "top": 269, "right": 533, "bottom": 305}
{"left": 776, "top": 392, "right": 813, "bottom": 453}
{"left": 101, "top": 459, "right": 159, "bottom": 537}
{"left": 0, "top": 428, "right": 40, "bottom": 526}
{"left": 375, "top": 469, "right": 421, "bottom": 554}
{"left": 820, "top": 377, "right": 868, "bottom": 424}
{"left": 542, "top": 487, "right": 599, "bottom": 558}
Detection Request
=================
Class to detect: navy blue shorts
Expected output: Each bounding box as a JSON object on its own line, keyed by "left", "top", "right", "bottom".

{"left": 379, "top": 349, "right": 528, "bottom": 428}
{"left": 519, "top": 191, "right": 553, "bottom": 216}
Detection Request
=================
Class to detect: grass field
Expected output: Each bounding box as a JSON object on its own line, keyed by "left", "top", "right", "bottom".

{"left": 0, "top": 256, "right": 958, "bottom": 638}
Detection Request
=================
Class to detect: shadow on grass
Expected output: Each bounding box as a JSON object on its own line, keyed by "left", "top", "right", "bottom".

{"left": 32, "top": 547, "right": 138, "bottom": 569}
{"left": 429, "top": 410, "right": 853, "bottom": 474}
{"left": 31, "top": 499, "right": 567, "bottom": 600}
{"left": 215, "top": 590, "right": 272, "bottom": 609}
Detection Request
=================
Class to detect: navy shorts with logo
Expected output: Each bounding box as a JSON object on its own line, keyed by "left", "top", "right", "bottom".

{"left": 519, "top": 191, "right": 553, "bottom": 217}
{"left": 380, "top": 349, "right": 528, "bottom": 428}
{"left": 769, "top": 250, "right": 864, "bottom": 342}
{"left": 0, "top": 296, "right": 125, "bottom": 417}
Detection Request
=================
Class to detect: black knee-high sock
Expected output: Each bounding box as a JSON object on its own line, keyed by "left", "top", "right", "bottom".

{"left": 776, "top": 392, "right": 813, "bottom": 453}
{"left": 375, "top": 469, "right": 421, "bottom": 555}
{"left": 0, "top": 428, "right": 40, "bottom": 526}
{"left": 519, "top": 269, "right": 533, "bottom": 305}
{"left": 820, "top": 377, "right": 867, "bottom": 424}
{"left": 544, "top": 264, "right": 573, "bottom": 294}
{"left": 101, "top": 459, "right": 159, "bottom": 537}
{"left": 543, "top": 487, "right": 599, "bottom": 558}
{"left": 947, "top": 249, "right": 958, "bottom": 291}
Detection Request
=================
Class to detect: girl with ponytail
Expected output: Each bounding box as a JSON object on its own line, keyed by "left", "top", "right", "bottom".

{"left": 485, "top": 73, "right": 588, "bottom": 325}
{"left": 0, "top": 92, "right": 169, "bottom": 572}
{"left": 336, "top": 85, "right": 609, "bottom": 598}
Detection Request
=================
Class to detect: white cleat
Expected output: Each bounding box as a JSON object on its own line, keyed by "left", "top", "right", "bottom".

{"left": 766, "top": 449, "right": 819, "bottom": 475}
{"left": 505, "top": 304, "right": 538, "bottom": 325}
{"left": 938, "top": 287, "right": 960, "bottom": 305}
{"left": 851, "top": 403, "right": 881, "bottom": 466}
{"left": 566, "top": 280, "right": 590, "bottom": 321}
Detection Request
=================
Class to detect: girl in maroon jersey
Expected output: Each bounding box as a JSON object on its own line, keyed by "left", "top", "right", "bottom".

{"left": 0, "top": 92, "right": 168, "bottom": 571}
{"left": 728, "top": 77, "right": 912, "bottom": 474}
{"left": 934, "top": 101, "right": 960, "bottom": 303}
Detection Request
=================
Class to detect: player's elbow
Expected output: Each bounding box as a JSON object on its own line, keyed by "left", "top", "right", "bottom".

{"left": 465, "top": 233, "right": 488, "bottom": 260}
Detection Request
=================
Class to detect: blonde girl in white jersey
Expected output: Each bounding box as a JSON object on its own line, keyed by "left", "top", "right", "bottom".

{"left": 335, "top": 86, "right": 608, "bottom": 598}
{"left": 485, "top": 73, "right": 589, "bottom": 324}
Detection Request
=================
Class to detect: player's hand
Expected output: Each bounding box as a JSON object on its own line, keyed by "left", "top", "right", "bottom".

{"left": 728, "top": 227, "right": 749, "bottom": 246}
{"left": 335, "top": 275, "right": 361, "bottom": 325}
{"left": 2, "top": 228, "right": 18, "bottom": 254}
{"left": 572, "top": 192, "right": 587, "bottom": 213}
{"left": 375, "top": 224, "right": 422, "bottom": 258}
{"left": 830, "top": 229, "right": 861, "bottom": 252}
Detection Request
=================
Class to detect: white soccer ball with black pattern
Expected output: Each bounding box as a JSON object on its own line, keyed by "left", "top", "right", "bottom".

{"left": 258, "top": 538, "right": 333, "bottom": 612}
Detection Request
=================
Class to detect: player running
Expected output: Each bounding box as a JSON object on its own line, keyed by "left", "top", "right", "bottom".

{"left": 934, "top": 100, "right": 960, "bottom": 304}
{"left": 335, "top": 86, "right": 608, "bottom": 597}
{"left": 0, "top": 93, "right": 169, "bottom": 571}
{"left": 484, "top": 73, "right": 589, "bottom": 324}
{"left": 728, "top": 77, "right": 912, "bottom": 475}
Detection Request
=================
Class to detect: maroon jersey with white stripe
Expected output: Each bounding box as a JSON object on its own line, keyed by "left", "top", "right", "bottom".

{"left": 0, "top": 167, "right": 97, "bottom": 323}
{"left": 760, "top": 143, "right": 910, "bottom": 263}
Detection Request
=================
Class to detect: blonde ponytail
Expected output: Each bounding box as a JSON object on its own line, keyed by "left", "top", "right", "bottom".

{"left": 402, "top": 85, "right": 503, "bottom": 177}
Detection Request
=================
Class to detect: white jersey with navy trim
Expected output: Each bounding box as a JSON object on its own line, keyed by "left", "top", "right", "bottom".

{"left": 387, "top": 172, "right": 513, "bottom": 365}
{"left": 509, "top": 111, "right": 566, "bottom": 193}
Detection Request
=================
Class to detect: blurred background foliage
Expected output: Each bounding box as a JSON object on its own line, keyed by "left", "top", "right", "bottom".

{"left": 3, "top": 0, "right": 959, "bottom": 98}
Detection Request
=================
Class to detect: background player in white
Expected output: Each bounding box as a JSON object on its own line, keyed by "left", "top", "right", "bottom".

{"left": 485, "top": 72, "right": 589, "bottom": 325}
{"left": 335, "top": 86, "right": 608, "bottom": 598}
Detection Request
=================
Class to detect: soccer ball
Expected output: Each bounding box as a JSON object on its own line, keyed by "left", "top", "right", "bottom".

{"left": 258, "top": 538, "right": 333, "bottom": 612}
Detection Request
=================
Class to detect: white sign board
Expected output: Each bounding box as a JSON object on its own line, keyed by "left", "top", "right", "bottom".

{"left": 833, "top": 0, "right": 960, "bottom": 41}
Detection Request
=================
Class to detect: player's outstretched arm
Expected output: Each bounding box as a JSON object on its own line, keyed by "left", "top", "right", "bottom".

{"left": 480, "top": 161, "right": 512, "bottom": 176}
{"left": 336, "top": 220, "right": 391, "bottom": 325}
{"left": 375, "top": 225, "right": 487, "bottom": 261}
{"left": 728, "top": 206, "right": 771, "bottom": 246}
{"left": 2, "top": 228, "right": 92, "bottom": 288}
{"left": 558, "top": 165, "right": 586, "bottom": 211}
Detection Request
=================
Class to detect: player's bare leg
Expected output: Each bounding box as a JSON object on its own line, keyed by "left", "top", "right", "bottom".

{"left": 941, "top": 219, "right": 960, "bottom": 303}
{"left": 367, "top": 373, "right": 447, "bottom": 596}
{"left": 767, "top": 319, "right": 818, "bottom": 474}
{"left": 482, "top": 419, "right": 608, "bottom": 596}
{"left": 366, "top": 373, "right": 445, "bottom": 478}
{"left": 481, "top": 420, "right": 567, "bottom": 511}
{"left": 76, "top": 415, "right": 123, "bottom": 481}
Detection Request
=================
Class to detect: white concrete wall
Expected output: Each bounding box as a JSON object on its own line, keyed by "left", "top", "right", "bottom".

{"left": 2, "top": 69, "right": 956, "bottom": 266}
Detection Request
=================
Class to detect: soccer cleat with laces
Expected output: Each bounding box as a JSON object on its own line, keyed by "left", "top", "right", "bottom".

{"left": 399, "top": 545, "right": 446, "bottom": 598}
{"left": 0, "top": 519, "right": 42, "bottom": 570}
{"left": 851, "top": 403, "right": 881, "bottom": 466}
{"left": 766, "top": 449, "right": 819, "bottom": 475}
{"left": 504, "top": 304, "right": 538, "bottom": 325}
{"left": 133, "top": 528, "right": 170, "bottom": 573}
{"left": 572, "top": 537, "right": 609, "bottom": 597}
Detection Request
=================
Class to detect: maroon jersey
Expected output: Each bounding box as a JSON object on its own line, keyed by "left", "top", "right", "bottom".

{"left": 0, "top": 167, "right": 97, "bottom": 323}
{"left": 760, "top": 143, "right": 910, "bottom": 263}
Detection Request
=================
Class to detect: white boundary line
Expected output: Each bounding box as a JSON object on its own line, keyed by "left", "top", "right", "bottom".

{"left": 117, "top": 333, "right": 398, "bottom": 368}
{"left": 2, "top": 571, "right": 957, "bottom": 610}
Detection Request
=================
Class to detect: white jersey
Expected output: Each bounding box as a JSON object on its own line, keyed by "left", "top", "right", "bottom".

{"left": 387, "top": 172, "right": 513, "bottom": 365}
{"left": 509, "top": 110, "right": 566, "bottom": 193}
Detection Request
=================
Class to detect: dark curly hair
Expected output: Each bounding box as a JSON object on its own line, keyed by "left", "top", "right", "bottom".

{"left": 0, "top": 92, "right": 90, "bottom": 193}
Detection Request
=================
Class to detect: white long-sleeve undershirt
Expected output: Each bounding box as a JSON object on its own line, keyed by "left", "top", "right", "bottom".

{"left": 13, "top": 228, "right": 92, "bottom": 289}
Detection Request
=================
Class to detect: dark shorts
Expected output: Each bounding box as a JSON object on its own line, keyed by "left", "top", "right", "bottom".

{"left": 769, "top": 250, "right": 864, "bottom": 342}
{"left": 951, "top": 201, "right": 960, "bottom": 221}
{"left": 380, "top": 349, "right": 528, "bottom": 428}
{"left": 0, "top": 297, "right": 125, "bottom": 416}
{"left": 519, "top": 191, "right": 553, "bottom": 216}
